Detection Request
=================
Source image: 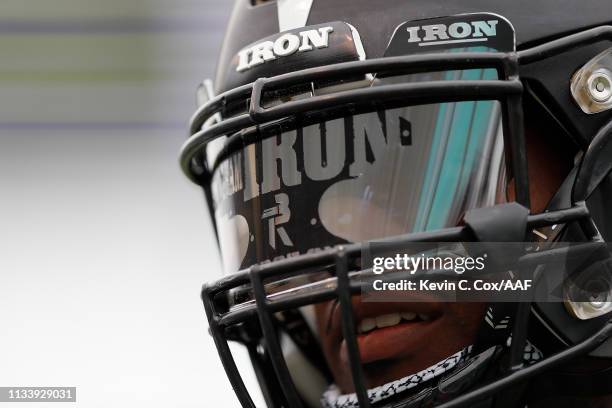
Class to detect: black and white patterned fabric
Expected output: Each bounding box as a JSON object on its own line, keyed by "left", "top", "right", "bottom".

{"left": 506, "top": 336, "right": 544, "bottom": 364}
{"left": 321, "top": 347, "right": 471, "bottom": 408}
{"left": 321, "top": 341, "right": 543, "bottom": 408}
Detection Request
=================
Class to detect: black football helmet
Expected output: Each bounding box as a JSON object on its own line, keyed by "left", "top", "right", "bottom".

{"left": 180, "top": 1, "right": 612, "bottom": 407}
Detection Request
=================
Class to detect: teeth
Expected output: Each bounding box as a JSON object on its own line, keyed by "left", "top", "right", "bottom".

{"left": 358, "top": 318, "right": 376, "bottom": 334}
{"left": 357, "top": 312, "right": 431, "bottom": 334}
{"left": 376, "top": 313, "right": 401, "bottom": 328}
{"left": 401, "top": 312, "right": 417, "bottom": 321}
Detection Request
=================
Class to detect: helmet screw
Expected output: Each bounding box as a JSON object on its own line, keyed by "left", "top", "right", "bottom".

{"left": 589, "top": 294, "right": 606, "bottom": 309}
{"left": 590, "top": 300, "right": 606, "bottom": 309}
{"left": 587, "top": 69, "right": 612, "bottom": 103}
{"left": 587, "top": 289, "right": 609, "bottom": 310}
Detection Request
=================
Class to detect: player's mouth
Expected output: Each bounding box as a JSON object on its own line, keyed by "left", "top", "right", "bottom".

{"left": 349, "top": 309, "right": 442, "bottom": 364}
{"left": 327, "top": 296, "right": 444, "bottom": 365}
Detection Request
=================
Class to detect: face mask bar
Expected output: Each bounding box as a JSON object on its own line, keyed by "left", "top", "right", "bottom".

{"left": 202, "top": 202, "right": 606, "bottom": 408}
{"left": 183, "top": 53, "right": 528, "bottom": 202}
{"left": 185, "top": 26, "right": 612, "bottom": 408}
{"left": 182, "top": 25, "right": 612, "bottom": 183}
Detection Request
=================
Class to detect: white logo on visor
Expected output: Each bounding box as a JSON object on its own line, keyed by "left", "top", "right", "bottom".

{"left": 262, "top": 193, "right": 294, "bottom": 249}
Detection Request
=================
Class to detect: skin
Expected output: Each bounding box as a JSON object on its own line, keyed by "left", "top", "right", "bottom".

{"left": 313, "top": 115, "right": 577, "bottom": 393}
{"left": 314, "top": 295, "right": 487, "bottom": 392}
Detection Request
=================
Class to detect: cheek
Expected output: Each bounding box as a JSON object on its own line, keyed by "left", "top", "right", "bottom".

{"left": 313, "top": 301, "right": 352, "bottom": 388}
{"left": 313, "top": 302, "right": 326, "bottom": 334}
{"left": 445, "top": 302, "right": 487, "bottom": 337}
{"left": 313, "top": 302, "right": 336, "bottom": 351}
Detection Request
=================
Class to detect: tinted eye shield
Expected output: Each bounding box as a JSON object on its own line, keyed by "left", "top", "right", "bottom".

{"left": 182, "top": 51, "right": 527, "bottom": 205}
{"left": 181, "top": 25, "right": 612, "bottom": 194}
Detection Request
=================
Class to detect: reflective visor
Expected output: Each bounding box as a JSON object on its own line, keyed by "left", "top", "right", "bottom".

{"left": 210, "top": 69, "right": 507, "bottom": 274}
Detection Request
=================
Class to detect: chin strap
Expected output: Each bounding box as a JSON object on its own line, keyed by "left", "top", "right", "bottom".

{"left": 462, "top": 203, "right": 531, "bottom": 356}
{"left": 321, "top": 347, "right": 473, "bottom": 408}
{"left": 320, "top": 340, "right": 542, "bottom": 408}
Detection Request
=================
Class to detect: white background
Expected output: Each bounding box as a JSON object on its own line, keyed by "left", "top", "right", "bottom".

{"left": 0, "top": 0, "right": 263, "bottom": 406}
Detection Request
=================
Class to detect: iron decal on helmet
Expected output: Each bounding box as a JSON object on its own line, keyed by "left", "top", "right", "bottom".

{"left": 224, "top": 21, "right": 365, "bottom": 90}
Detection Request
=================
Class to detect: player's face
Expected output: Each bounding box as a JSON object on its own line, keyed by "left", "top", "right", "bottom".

{"left": 314, "top": 296, "right": 486, "bottom": 391}
{"left": 313, "top": 120, "right": 576, "bottom": 392}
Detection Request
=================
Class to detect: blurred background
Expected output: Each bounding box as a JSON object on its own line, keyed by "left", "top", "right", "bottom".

{"left": 0, "top": 0, "right": 263, "bottom": 406}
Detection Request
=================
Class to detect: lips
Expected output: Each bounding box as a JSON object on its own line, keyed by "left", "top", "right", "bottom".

{"left": 326, "top": 294, "right": 445, "bottom": 366}
{"left": 357, "top": 311, "right": 431, "bottom": 334}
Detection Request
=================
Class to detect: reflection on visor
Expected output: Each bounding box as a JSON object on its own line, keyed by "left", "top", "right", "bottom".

{"left": 318, "top": 102, "right": 504, "bottom": 242}
{"left": 211, "top": 69, "right": 506, "bottom": 275}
